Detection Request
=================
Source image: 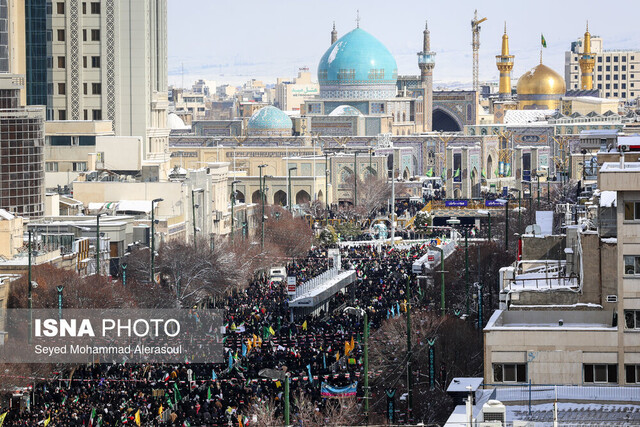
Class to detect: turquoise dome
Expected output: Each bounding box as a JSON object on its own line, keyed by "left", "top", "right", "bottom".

{"left": 247, "top": 106, "right": 292, "bottom": 136}
{"left": 318, "top": 27, "right": 398, "bottom": 100}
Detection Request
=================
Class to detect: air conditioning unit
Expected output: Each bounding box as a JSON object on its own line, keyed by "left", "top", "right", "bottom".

{"left": 606, "top": 295, "right": 618, "bottom": 303}
{"left": 482, "top": 400, "right": 506, "bottom": 425}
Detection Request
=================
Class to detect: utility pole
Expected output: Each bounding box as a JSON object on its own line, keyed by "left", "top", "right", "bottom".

{"left": 353, "top": 151, "right": 358, "bottom": 207}
{"left": 191, "top": 188, "right": 203, "bottom": 251}
{"left": 96, "top": 213, "right": 101, "bottom": 276}
{"left": 258, "top": 165, "right": 267, "bottom": 249}
{"left": 28, "top": 229, "right": 32, "bottom": 344}
{"left": 288, "top": 167, "right": 297, "bottom": 213}
{"left": 431, "top": 245, "right": 446, "bottom": 316}
{"left": 150, "top": 198, "right": 163, "bottom": 283}
{"left": 471, "top": 10, "right": 488, "bottom": 93}
{"left": 406, "top": 275, "right": 413, "bottom": 423}
{"left": 230, "top": 181, "right": 240, "bottom": 242}
{"left": 505, "top": 200, "right": 509, "bottom": 251}
{"left": 465, "top": 228, "right": 470, "bottom": 316}
{"left": 390, "top": 148, "right": 396, "bottom": 246}
{"left": 325, "top": 152, "right": 330, "bottom": 224}
{"left": 364, "top": 309, "right": 369, "bottom": 420}
{"left": 57, "top": 285, "right": 64, "bottom": 320}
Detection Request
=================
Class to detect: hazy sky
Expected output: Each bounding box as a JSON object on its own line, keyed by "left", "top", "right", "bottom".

{"left": 167, "top": 0, "right": 640, "bottom": 89}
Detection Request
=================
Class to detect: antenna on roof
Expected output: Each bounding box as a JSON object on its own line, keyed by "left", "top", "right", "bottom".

{"left": 356, "top": 10, "right": 360, "bottom": 28}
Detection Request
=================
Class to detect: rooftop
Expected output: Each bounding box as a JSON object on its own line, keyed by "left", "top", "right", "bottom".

{"left": 485, "top": 310, "right": 615, "bottom": 331}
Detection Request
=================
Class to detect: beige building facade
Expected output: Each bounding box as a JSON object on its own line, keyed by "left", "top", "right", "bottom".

{"left": 275, "top": 68, "right": 320, "bottom": 112}
{"left": 47, "top": 0, "right": 169, "bottom": 163}
{"left": 565, "top": 36, "right": 640, "bottom": 100}
{"left": 0, "top": 210, "right": 23, "bottom": 258}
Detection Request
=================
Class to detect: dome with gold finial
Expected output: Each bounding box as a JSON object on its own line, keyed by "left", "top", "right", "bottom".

{"left": 516, "top": 63, "right": 566, "bottom": 110}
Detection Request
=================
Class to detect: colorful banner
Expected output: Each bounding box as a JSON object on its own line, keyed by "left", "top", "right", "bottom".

{"left": 485, "top": 200, "right": 505, "bottom": 207}
{"left": 320, "top": 381, "right": 358, "bottom": 399}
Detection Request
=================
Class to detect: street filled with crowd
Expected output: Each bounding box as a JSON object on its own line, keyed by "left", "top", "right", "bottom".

{"left": 2, "top": 243, "right": 431, "bottom": 426}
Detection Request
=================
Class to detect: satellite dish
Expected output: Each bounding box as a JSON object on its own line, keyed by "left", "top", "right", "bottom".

{"left": 525, "top": 224, "right": 542, "bottom": 235}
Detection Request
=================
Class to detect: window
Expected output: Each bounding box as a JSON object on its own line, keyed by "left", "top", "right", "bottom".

{"left": 57, "top": 83, "right": 66, "bottom": 95}
{"left": 82, "top": 2, "right": 86, "bottom": 14}
{"left": 90, "top": 2, "right": 100, "bottom": 13}
{"left": 606, "top": 66, "right": 611, "bottom": 72}
{"left": 606, "top": 84, "right": 610, "bottom": 89}
{"left": 57, "top": 56, "right": 65, "bottom": 68}
{"left": 91, "top": 29, "right": 100, "bottom": 41}
{"left": 614, "top": 56, "right": 619, "bottom": 62}
{"left": 83, "top": 56, "right": 87, "bottom": 68}
{"left": 622, "top": 65, "right": 627, "bottom": 71}
{"left": 614, "top": 75, "right": 619, "bottom": 80}
{"left": 624, "top": 310, "right": 640, "bottom": 329}
{"left": 56, "top": 2, "right": 64, "bottom": 14}
{"left": 606, "top": 56, "right": 611, "bottom": 63}
{"left": 83, "top": 29, "right": 87, "bottom": 42}
{"left": 584, "top": 364, "right": 617, "bottom": 383}
{"left": 57, "top": 29, "right": 65, "bottom": 41}
{"left": 46, "top": 29, "right": 52, "bottom": 42}
{"left": 84, "top": 110, "right": 88, "bottom": 120}
{"left": 58, "top": 110, "right": 66, "bottom": 120}
{"left": 598, "top": 66, "right": 602, "bottom": 72}
{"left": 606, "top": 75, "right": 611, "bottom": 81}
{"left": 625, "top": 202, "right": 640, "bottom": 220}
{"left": 598, "top": 56, "right": 602, "bottom": 63}
{"left": 623, "top": 83, "right": 627, "bottom": 89}
{"left": 493, "top": 363, "right": 527, "bottom": 383}
{"left": 92, "top": 83, "right": 101, "bottom": 95}
{"left": 614, "top": 66, "right": 619, "bottom": 71}
{"left": 626, "top": 365, "right": 640, "bottom": 384}
{"left": 46, "top": 2, "right": 52, "bottom": 14}
{"left": 72, "top": 162, "right": 87, "bottom": 172}
{"left": 91, "top": 56, "right": 100, "bottom": 68}
{"left": 45, "top": 162, "right": 59, "bottom": 172}
{"left": 92, "top": 109, "right": 102, "bottom": 120}
{"left": 614, "top": 84, "right": 619, "bottom": 89}
{"left": 624, "top": 256, "right": 640, "bottom": 275}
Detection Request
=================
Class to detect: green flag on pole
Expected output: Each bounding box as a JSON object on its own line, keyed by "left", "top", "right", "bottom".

{"left": 541, "top": 34, "right": 547, "bottom": 48}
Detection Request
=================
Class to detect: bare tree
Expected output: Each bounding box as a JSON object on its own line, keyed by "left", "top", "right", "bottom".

{"left": 264, "top": 206, "right": 314, "bottom": 260}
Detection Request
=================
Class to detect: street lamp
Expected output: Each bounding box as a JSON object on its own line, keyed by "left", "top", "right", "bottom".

{"left": 344, "top": 307, "right": 369, "bottom": 420}
{"left": 448, "top": 217, "right": 469, "bottom": 315}
{"left": 511, "top": 188, "right": 522, "bottom": 231}
{"left": 261, "top": 174, "right": 272, "bottom": 250}
{"left": 288, "top": 167, "right": 297, "bottom": 213}
{"left": 191, "top": 188, "right": 204, "bottom": 251}
{"left": 478, "top": 209, "right": 491, "bottom": 241}
{"left": 150, "top": 198, "right": 163, "bottom": 284}
{"left": 95, "top": 213, "right": 102, "bottom": 276}
{"left": 429, "top": 244, "right": 446, "bottom": 316}
{"left": 230, "top": 180, "right": 241, "bottom": 241}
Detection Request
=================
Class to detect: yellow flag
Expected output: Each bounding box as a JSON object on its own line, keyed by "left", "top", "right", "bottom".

{"left": 43, "top": 416, "right": 51, "bottom": 427}
{"left": 302, "top": 320, "right": 307, "bottom": 331}
{"left": 134, "top": 409, "right": 141, "bottom": 426}
{"left": 252, "top": 334, "right": 258, "bottom": 346}
{"left": 345, "top": 341, "right": 350, "bottom": 356}
{"left": 350, "top": 336, "right": 355, "bottom": 352}
{"left": 269, "top": 326, "right": 275, "bottom": 335}
{"left": 0, "top": 412, "right": 7, "bottom": 427}
{"left": 158, "top": 404, "right": 163, "bottom": 416}
{"left": 336, "top": 352, "right": 340, "bottom": 361}
{"left": 247, "top": 338, "right": 253, "bottom": 352}
{"left": 275, "top": 380, "right": 281, "bottom": 388}
{"left": 257, "top": 335, "right": 262, "bottom": 347}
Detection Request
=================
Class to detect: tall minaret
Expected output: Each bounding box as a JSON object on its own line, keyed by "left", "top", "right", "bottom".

{"left": 331, "top": 22, "right": 337, "bottom": 45}
{"left": 495, "top": 22, "right": 514, "bottom": 99}
{"left": 417, "top": 21, "right": 436, "bottom": 132}
{"left": 579, "top": 22, "right": 595, "bottom": 90}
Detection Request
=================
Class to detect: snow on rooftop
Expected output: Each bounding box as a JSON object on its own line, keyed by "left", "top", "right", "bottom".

{"left": 504, "top": 109, "right": 555, "bottom": 124}
{"left": 0, "top": 209, "right": 15, "bottom": 221}
{"left": 601, "top": 161, "right": 640, "bottom": 172}
{"left": 599, "top": 190, "right": 617, "bottom": 207}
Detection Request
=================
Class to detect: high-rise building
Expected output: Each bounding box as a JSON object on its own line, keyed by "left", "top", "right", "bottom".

{"left": 0, "top": 75, "right": 45, "bottom": 218}
{"left": 25, "top": 0, "right": 47, "bottom": 106}
{"left": 1, "top": 0, "right": 26, "bottom": 104}
{"left": 565, "top": 33, "right": 640, "bottom": 99}
{"left": 26, "top": 0, "right": 169, "bottom": 161}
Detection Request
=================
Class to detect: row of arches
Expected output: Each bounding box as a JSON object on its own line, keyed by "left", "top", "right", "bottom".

{"left": 233, "top": 190, "right": 322, "bottom": 206}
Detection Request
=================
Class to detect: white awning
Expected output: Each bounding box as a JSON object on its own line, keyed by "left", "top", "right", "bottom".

{"left": 115, "top": 200, "right": 153, "bottom": 213}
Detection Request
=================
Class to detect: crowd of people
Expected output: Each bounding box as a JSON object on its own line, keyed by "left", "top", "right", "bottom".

{"left": 2, "top": 243, "right": 431, "bottom": 426}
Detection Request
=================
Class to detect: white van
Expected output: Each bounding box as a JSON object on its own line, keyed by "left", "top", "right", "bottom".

{"left": 269, "top": 267, "right": 286, "bottom": 283}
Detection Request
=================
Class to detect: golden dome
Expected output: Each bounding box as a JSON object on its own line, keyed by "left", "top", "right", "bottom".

{"left": 517, "top": 63, "right": 566, "bottom": 95}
